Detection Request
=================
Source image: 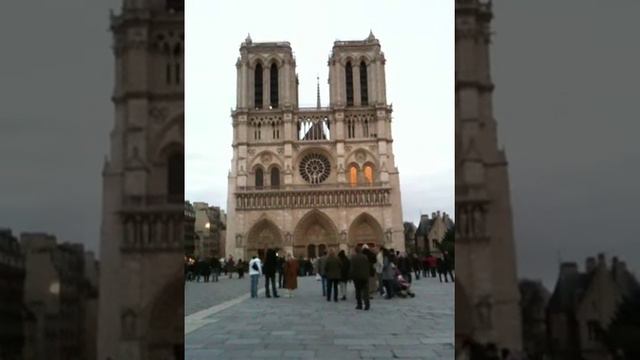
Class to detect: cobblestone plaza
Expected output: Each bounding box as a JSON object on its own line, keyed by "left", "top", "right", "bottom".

{"left": 185, "top": 276, "right": 453, "bottom": 359}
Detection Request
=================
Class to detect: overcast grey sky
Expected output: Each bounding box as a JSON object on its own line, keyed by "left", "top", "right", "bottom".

{"left": 185, "top": 0, "right": 454, "bottom": 227}
{"left": 491, "top": 1, "right": 640, "bottom": 289}
{"left": 0, "top": 1, "right": 119, "bottom": 255}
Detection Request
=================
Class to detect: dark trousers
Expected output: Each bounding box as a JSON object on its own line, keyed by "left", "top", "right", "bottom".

{"left": 265, "top": 274, "right": 278, "bottom": 297}
{"left": 430, "top": 268, "right": 436, "bottom": 277}
{"left": 326, "top": 278, "right": 339, "bottom": 302}
{"left": 354, "top": 279, "right": 370, "bottom": 308}
{"left": 383, "top": 279, "right": 395, "bottom": 299}
{"left": 439, "top": 269, "right": 455, "bottom": 282}
{"left": 278, "top": 271, "right": 284, "bottom": 288}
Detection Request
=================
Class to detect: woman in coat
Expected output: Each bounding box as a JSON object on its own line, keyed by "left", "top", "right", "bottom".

{"left": 283, "top": 253, "right": 299, "bottom": 297}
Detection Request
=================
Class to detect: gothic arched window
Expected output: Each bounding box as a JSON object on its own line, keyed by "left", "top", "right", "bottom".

{"left": 167, "top": 152, "right": 184, "bottom": 200}
{"left": 360, "top": 61, "right": 368, "bottom": 105}
{"left": 363, "top": 164, "right": 374, "bottom": 185}
{"left": 270, "top": 63, "right": 279, "bottom": 108}
{"left": 270, "top": 167, "right": 280, "bottom": 189}
{"left": 254, "top": 63, "right": 263, "bottom": 108}
{"left": 345, "top": 61, "right": 354, "bottom": 106}
{"left": 255, "top": 168, "right": 264, "bottom": 189}
{"left": 349, "top": 165, "right": 358, "bottom": 186}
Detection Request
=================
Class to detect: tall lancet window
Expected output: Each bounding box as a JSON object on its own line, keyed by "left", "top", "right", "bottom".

{"left": 359, "top": 61, "right": 368, "bottom": 105}
{"left": 270, "top": 63, "right": 279, "bottom": 108}
{"left": 345, "top": 61, "right": 354, "bottom": 106}
{"left": 270, "top": 168, "right": 280, "bottom": 189}
{"left": 255, "top": 168, "right": 264, "bottom": 189}
{"left": 254, "top": 63, "right": 263, "bottom": 108}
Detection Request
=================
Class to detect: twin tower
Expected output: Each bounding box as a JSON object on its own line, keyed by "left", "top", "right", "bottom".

{"left": 225, "top": 33, "right": 405, "bottom": 261}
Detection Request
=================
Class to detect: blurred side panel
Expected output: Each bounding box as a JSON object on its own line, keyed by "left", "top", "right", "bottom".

{"left": 98, "top": 0, "right": 185, "bottom": 359}
{"left": 454, "top": 0, "right": 522, "bottom": 353}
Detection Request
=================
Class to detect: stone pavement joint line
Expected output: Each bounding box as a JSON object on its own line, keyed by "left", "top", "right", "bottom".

{"left": 185, "top": 276, "right": 454, "bottom": 359}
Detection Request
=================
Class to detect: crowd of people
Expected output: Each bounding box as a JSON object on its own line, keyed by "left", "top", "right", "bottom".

{"left": 185, "top": 245, "right": 455, "bottom": 311}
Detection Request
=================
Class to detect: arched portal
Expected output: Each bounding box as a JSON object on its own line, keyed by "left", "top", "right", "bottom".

{"left": 293, "top": 209, "right": 338, "bottom": 258}
{"left": 146, "top": 273, "right": 184, "bottom": 360}
{"left": 246, "top": 218, "right": 283, "bottom": 260}
{"left": 348, "top": 213, "right": 384, "bottom": 250}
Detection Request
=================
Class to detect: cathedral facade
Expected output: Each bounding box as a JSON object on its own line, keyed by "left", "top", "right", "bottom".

{"left": 455, "top": 0, "right": 523, "bottom": 352}
{"left": 225, "top": 34, "right": 405, "bottom": 261}
{"left": 98, "top": 1, "right": 184, "bottom": 359}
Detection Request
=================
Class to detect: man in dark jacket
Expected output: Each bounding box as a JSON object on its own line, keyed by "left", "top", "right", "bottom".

{"left": 324, "top": 249, "right": 342, "bottom": 302}
{"left": 349, "top": 246, "right": 371, "bottom": 310}
{"left": 263, "top": 249, "right": 279, "bottom": 297}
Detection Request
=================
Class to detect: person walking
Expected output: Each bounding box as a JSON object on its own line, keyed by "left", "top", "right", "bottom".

{"left": 338, "top": 250, "right": 350, "bottom": 300}
{"left": 317, "top": 251, "right": 328, "bottom": 296}
{"left": 263, "top": 248, "right": 280, "bottom": 298}
{"left": 350, "top": 246, "right": 371, "bottom": 310}
{"left": 248, "top": 255, "right": 262, "bottom": 298}
{"left": 397, "top": 252, "right": 412, "bottom": 284}
{"left": 226, "top": 256, "right": 235, "bottom": 279}
{"left": 324, "top": 249, "right": 341, "bottom": 302}
{"left": 283, "top": 253, "right": 299, "bottom": 297}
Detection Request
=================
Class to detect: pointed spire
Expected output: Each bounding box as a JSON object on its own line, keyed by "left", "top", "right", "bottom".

{"left": 367, "top": 29, "right": 375, "bottom": 41}
{"left": 316, "top": 75, "right": 321, "bottom": 108}
{"left": 245, "top": 33, "right": 252, "bottom": 44}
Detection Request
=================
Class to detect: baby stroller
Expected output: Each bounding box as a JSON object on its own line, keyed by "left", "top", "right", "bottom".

{"left": 393, "top": 269, "right": 415, "bottom": 298}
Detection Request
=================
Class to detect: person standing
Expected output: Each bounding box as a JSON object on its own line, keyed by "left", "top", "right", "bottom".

{"left": 211, "top": 257, "right": 220, "bottom": 282}
{"left": 361, "top": 245, "right": 377, "bottom": 299}
{"left": 248, "top": 255, "right": 262, "bottom": 298}
{"left": 237, "top": 259, "right": 245, "bottom": 279}
{"left": 338, "top": 250, "right": 350, "bottom": 301}
{"left": 277, "top": 253, "right": 285, "bottom": 288}
{"left": 398, "top": 252, "right": 412, "bottom": 284}
{"left": 350, "top": 246, "right": 370, "bottom": 310}
{"left": 283, "top": 253, "right": 299, "bottom": 297}
{"left": 381, "top": 248, "right": 396, "bottom": 299}
{"left": 376, "top": 247, "right": 385, "bottom": 296}
{"left": 317, "top": 251, "right": 328, "bottom": 296}
{"left": 226, "top": 256, "right": 235, "bottom": 279}
{"left": 263, "top": 248, "right": 279, "bottom": 298}
{"left": 324, "top": 249, "right": 341, "bottom": 302}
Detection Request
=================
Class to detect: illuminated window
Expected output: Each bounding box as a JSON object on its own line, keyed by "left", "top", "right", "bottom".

{"left": 349, "top": 165, "right": 358, "bottom": 186}
{"left": 364, "top": 165, "right": 374, "bottom": 185}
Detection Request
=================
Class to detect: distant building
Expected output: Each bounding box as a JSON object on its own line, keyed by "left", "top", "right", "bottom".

{"left": 520, "top": 279, "right": 551, "bottom": 360}
{"left": 547, "top": 254, "right": 640, "bottom": 360}
{"left": 193, "top": 202, "right": 226, "bottom": 260}
{"left": 414, "top": 211, "right": 453, "bottom": 256}
{"left": 0, "top": 228, "right": 27, "bottom": 360}
{"left": 21, "top": 233, "right": 98, "bottom": 360}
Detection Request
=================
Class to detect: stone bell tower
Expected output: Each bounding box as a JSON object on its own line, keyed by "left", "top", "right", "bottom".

{"left": 226, "top": 33, "right": 404, "bottom": 262}
{"left": 98, "top": 0, "right": 184, "bottom": 359}
{"left": 455, "top": 0, "right": 522, "bottom": 351}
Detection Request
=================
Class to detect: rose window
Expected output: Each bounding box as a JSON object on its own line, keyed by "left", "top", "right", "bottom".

{"left": 299, "top": 153, "right": 331, "bottom": 184}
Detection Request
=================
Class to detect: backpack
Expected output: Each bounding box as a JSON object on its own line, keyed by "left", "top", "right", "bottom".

{"left": 251, "top": 261, "right": 259, "bottom": 271}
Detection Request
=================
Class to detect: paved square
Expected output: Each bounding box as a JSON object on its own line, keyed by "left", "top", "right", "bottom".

{"left": 185, "top": 275, "right": 454, "bottom": 359}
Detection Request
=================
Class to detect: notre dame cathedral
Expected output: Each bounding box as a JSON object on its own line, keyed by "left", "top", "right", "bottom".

{"left": 225, "top": 33, "right": 405, "bottom": 261}
{"left": 98, "top": 0, "right": 184, "bottom": 359}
